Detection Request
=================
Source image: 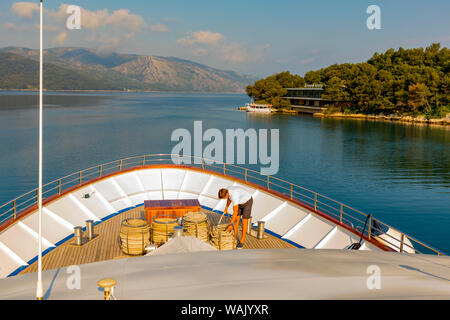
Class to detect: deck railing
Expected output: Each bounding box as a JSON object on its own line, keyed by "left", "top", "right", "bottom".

{"left": 0, "top": 154, "right": 445, "bottom": 256}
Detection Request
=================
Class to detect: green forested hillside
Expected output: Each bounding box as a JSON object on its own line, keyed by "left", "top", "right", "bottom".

{"left": 247, "top": 44, "right": 449, "bottom": 117}
{"left": 246, "top": 71, "right": 305, "bottom": 109}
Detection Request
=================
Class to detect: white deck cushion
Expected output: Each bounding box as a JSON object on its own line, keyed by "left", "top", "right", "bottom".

{"left": 263, "top": 203, "right": 309, "bottom": 236}
{"left": 45, "top": 195, "right": 95, "bottom": 227}
{"left": 162, "top": 191, "right": 180, "bottom": 200}
{"left": 114, "top": 172, "right": 145, "bottom": 196}
{"left": 180, "top": 171, "right": 211, "bottom": 194}
{"left": 21, "top": 208, "right": 73, "bottom": 244}
{"left": 251, "top": 190, "right": 285, "bottom": 221}
{"left": 0, "top": 242, "right": 26, "bottom": 278}
{"left": 0, "top": 223, "right": 52, "bottom": 263}
{"left": 92, "top": 179, "right": 123, "bottom": 202}
{"left": 161, "top": 169, "right": 186, "bottom": 191}
{"left": 201, "top": 176, "right": 233, "bottom": 199}
{"left": 315, "top": 227, "right": 359, "bottom": 249}
{"left": 136, "top": 169, "right": 162, "bottom": 191}
{"left": 283, "top": 215, "right": 334, "bottom": 248}
{"left": 71, "top": 185, "right": 115, "bottom": 218}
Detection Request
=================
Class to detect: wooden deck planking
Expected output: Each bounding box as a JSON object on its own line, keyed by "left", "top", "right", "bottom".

{"left": 20, "top": 207, "right": 294, "bottom": 275}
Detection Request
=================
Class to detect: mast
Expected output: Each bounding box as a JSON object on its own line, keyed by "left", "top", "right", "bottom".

{"left": 36, "top": 0, "right": 44, "bottom": 300}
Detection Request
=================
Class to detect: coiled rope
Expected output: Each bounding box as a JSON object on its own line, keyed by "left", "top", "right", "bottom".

{"left": 209, "top": 210, "right": 236, "bottom": 250}
{"left": 119, "top": 218, "right": 151, "bottom": 255}
{"left": 183, "top": 211, "right": 210, "bottom": 242}
{"left": 151, "top": 214, "right": 178, "bottom": 244}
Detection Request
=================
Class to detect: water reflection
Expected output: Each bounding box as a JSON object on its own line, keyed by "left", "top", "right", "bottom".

{"left": 0, "top": 92, "right": 109, "bottom": 110}
{"left": 327, "top": 118, "right": 450, "bottom": 188}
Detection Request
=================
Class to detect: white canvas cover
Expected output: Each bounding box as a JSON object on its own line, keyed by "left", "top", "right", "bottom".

{"left": 146, "top": 236, "right": 217, "bottom": 256}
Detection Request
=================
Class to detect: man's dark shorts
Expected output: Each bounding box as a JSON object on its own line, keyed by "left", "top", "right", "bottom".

{"left": 237, "top": 197, "right": 253, "bottom": 219}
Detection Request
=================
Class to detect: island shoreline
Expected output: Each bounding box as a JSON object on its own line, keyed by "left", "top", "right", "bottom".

{"left": 238, "top": 108, "right": 449, "bottom": 126}
{"left": 313, "top": 112, "right": 450, "bottom": 126}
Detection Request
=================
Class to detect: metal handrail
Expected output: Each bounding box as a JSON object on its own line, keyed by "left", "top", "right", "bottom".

{"left": 0, "top": 153, "right": 445, "bottom": 256}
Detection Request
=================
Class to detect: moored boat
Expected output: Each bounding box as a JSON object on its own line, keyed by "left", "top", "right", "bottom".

{"left": 245, "top": 103, "right": 275, "bottom": 113}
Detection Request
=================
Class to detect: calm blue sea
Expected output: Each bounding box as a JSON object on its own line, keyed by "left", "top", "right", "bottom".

{"left": 0, "top": 91, "right": 449, "bottom": 253}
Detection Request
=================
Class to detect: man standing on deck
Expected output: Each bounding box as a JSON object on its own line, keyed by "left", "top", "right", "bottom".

{"left": 218, "top": 186, "right": 253, "bottom": 249}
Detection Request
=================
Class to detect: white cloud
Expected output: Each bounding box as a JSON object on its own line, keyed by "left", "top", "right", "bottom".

{"left": 150, "top": 24, "right": 169, "bottom": 32}
{"left": 177, "top": 29, "right": 268, "bottom": 64}
{"left": 221, "top": 42, "right": 247, "bottom": 63}
{"left": 103, "top": 9, "right": 147, "bottom": 32}
{"left": 43, "top": 4, "right": 148, "bottom": 49}
{"left": 52, "top": 31, "right": 67, "bottom": 45}
{"left": 11, "top": 2, "right": 39, "bottom": 19}
{"left": 222, "top": 42, "right": 269, "bottom": 63}
{"left": 177, "top": 30, "right": 224, "bottom": 47}
{"left": 48, "top": 5, "right": 147, "bottom": 32}
{"left": 74, "top": 8, "right": 107, "bottom": 30}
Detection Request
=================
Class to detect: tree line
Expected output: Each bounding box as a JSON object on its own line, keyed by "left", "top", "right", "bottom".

{"left": 246, "top": 44, "right": 449, "bottom": 117}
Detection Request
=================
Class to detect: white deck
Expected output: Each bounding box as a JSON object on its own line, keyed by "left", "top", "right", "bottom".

{"left": 0, "top": 167, "right": 380, "bottom": 278}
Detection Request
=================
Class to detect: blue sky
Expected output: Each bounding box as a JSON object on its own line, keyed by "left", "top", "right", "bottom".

{"left": 0, "top": 0, "right": 449, "bottom": 77}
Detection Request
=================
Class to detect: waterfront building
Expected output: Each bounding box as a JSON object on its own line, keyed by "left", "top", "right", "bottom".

{"left": 284, "top": 84, "right": 327, "bottom": 113}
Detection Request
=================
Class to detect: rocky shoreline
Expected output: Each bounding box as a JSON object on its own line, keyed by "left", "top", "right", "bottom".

{"left": 313, "top": 112, "right": 450, "bottom": 126}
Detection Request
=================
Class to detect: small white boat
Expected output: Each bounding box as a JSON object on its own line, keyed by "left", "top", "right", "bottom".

{"left": 245, "top": 103, "right": 275, "bottom": 113}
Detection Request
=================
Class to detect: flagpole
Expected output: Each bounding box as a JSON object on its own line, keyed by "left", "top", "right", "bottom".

{"left": 36, "top": 0, "right": 44, "bottom": 300}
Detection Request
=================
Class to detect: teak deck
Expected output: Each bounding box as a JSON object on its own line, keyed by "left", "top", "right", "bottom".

{"left": 20, "top": 207, "right": 295, "bottom": 275}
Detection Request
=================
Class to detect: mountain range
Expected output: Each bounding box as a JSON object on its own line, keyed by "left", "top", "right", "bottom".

{"left": 0, "top": 47, "right": 256, "bottom": 92}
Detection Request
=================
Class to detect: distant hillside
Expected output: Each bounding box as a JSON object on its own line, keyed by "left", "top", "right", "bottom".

{"left": 0, "top": 47, "right": 255, "bottom": 92}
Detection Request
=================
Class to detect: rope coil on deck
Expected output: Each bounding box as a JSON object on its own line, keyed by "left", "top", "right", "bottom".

{"left": 151, "top": 214, "right": 178, "bottom": 244}
{"left": 208, "top": 210, "right": 236, "bottom": 250}
{"left": 119, "top": 218, "right": 150, "bottom": 255}
{"left": 210, "top": 224, "right": 235, "bottom": 250}
{"left": 183, "top": 211, "right": 210, "bottom": 242}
